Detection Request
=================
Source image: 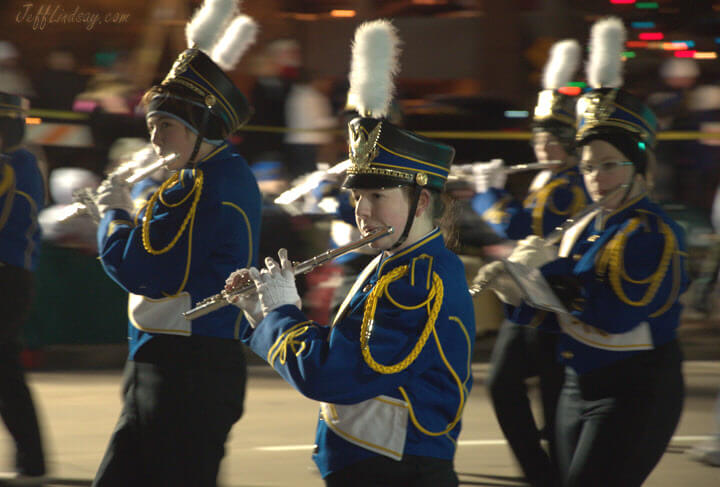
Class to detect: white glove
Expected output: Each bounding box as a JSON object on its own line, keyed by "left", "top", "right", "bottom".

{"left": 226, "top": 269, "right": 264, "bottom": 328}
{"left": 95, "top": 183, "right": 133, "bottom": 216}
{"left": 491, "top": 271, "right": 523, "bottom": 306}
{"left": 472, "top": 159, "right": 507, "bottom": 193}
{"left": 249, "top": 248, "right": 301, "bottom": 316}
{"left": 472, "top": 260, "right": 505, "bottom": 287}
{"left": 472, "top": 260, "right": 522, "bottom": 306}
{"left": 508, "top": 236, "right": 557, "bottom": 268}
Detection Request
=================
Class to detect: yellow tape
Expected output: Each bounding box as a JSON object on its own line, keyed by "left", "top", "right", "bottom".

{"left": 24, "top": 108, "right": 720, "bottom": 141}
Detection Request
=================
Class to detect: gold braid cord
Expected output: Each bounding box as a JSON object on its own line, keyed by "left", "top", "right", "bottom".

{"left": 0, "top": 163, "right": 16, "bottom": 232}
{"left": 527, "top": 179, "right": 586, "bottom": 237}
{"left": 142, "top": 171, "right": 204, "bottom": 255}
{"left": 597, "top": 218, "right": 676, "bottom": 307}
{"left": 360, "top": 265, "right": 444, "bottom": 375}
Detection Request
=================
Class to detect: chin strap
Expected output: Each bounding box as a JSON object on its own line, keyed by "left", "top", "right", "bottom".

{"left": 389, "top": 185, "right": 422, "bottom": 251}
{"left": 188, "top": 108, "right": 211, "bottom": 166}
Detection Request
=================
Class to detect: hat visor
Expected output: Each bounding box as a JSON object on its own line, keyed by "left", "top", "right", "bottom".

{"left": 341, "top": 172, "right": 411, "bottom": 190}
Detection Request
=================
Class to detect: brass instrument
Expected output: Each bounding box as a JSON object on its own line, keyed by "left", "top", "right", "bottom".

{"left": 468, "top": 183, "right": 630, "bottom": 297}
{"left": 182, "top": 226, "right": 394, "bottom": 320}
{"left": 57, "top": 152, "right": 179, "bottom": 224}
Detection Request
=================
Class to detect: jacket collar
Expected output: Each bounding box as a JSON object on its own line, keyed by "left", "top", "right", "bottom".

{"left": 376, "top": 227, "right": 444, "bottom": 276}
{"left": 195, "top": 144, "right": 230, "bottom": 168}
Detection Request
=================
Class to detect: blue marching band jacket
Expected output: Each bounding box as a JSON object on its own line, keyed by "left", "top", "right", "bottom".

{"left": 0, "top": 148, "right": 45, "bottom": 271}
{"left": 509, "top": 193, "right": 689, "bottom": 374}
{"left": 472, "top": 165, "right": 589, "bottom": 338}
{"left": 97, "top": 145, "right": 262, "bottom": 358}
{"left": 471, "top": 165, "right": 589, "bottom": 240}
{"left": 241, "top": 228, "right": 476, "bottom": 477}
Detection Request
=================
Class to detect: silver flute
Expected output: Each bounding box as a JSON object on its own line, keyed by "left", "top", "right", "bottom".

{"left": 468, "top": 183, "right": 629, "bottom": 297}
{"left": 57, "top": 152, "right": 179, "bottom": 224}
{"left": 182, "top": 226, "right": 394, "bottom": 320}
{"left": 449, "top": 160, "right": 563, "bottom": 182}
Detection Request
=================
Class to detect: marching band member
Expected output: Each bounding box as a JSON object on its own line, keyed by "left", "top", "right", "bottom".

{"left": 227, "top": 20, "right": 475, "bottom": 486}
{"left": 474, "top": 39, "right": 586, "bottom": 487}
{"left": 496, "top": 18, "right": 688, "bottom": 486}
{"left": 0, "top": 91, "right": 47, "bottom": 482}
{"left": 90, "top": 2, "right": 261, "bottom": 485}
{"left": 470, "top": 41, "right": 587, "bottom": 241}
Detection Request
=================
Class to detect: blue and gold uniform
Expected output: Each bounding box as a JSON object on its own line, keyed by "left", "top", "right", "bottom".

{"left": 472, "top": 165, "right": 588, "bottom": 240}
{"left": 237, "top": 20, "right": 475, "bottom": 485}
{"left": 472, "top": 76, "right": 588, "bottom": 241}
{"left": 508, "top": 19, "right": 686, "bottom": 486}
{"left": 511, "top": 193, "right": 688, "bottom": 487}
{"left": 98, "top": 144, "right": 261, "bottom": 358}
{"left": 91, "top": 6, "right": 261, "bottom": 485}
{"left": 244, "top": 229, "right": 475, "bottom": 477}
{"left": 0, "top": 148, "right": 44, "bottom": 271}
{"left": 511, "top": 194, "right": 688, "bottom": 373}
{"left": 0, "top": 91, "right": 46, "bottom": 478}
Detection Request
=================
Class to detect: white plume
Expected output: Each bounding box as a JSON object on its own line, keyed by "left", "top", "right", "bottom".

{"left": 210, "top": 15, "right": 259, "bottom": 70}
{"left": 542, "top": 39, "right": 581, "bottom": 89}
{"left": 348, "top": 20, "right": 401, "bottom": 118}
{"left": 587, "top": 17, "right": 626, "bottom": 88}
{"left": 185, "top": 0, "right": 236, "bottom": 51}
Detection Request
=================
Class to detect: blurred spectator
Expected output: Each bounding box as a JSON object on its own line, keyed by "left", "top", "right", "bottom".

{"left": 672, "top": 85, "right": 720, "bottom": 211}
{"left": 648, "top": 58, "right": 700, "bottom": 130}
{"left": 73, "top": 50, "right": 140, "bottom": 115}
{"left": 252, "top": 156, "right": 290, "bottom": 200}
{"left": 240, "top": 39, "right": 302, "bottom": 165}
{"left": 38, "top": 168, "right": 100, "bottom": 253}
{"left": 0, "top": 41, "right": 34, "bottom": 98}
{"left": 284, "top": 71, "right": 335, "bottom": 179}
{"left": 647, "top": 58, "right": 701, "bottom": 203}
{"left": 33, "top": 49, "right": 87, "bottom": 111}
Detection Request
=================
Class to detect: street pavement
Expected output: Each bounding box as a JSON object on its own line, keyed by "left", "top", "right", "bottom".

{"left": 0, "top": 361, "right": 717, "bottom": 486}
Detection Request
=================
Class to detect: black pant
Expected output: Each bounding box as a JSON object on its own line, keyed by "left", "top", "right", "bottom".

{"left": 556, "top": 340, "right": 684, "bottom": 487}
{"left": 324, "top": 455, "right": 458, "bottom": 487}
{"left": 486, "top": 320, "right": 564, "bottom": 487}
{"left": 92, "top": 334, "right": 247, "bottom": 487}
{"left": 0, "top": 264, "right": 45, "bottom": 476}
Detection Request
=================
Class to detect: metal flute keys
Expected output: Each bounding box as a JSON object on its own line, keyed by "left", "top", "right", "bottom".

{"left": 57, "top": 152, "right": 179, "bottom": 224}
{"left": 182, "top": 226, "right": 394, "bottom": 320}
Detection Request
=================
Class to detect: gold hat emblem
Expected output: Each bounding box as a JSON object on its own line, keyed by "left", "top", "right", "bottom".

{"left": 349, "top": 121, "right": 382, "bottom": 169}
{"left": 164, "top": 49, "right": 198, "bottom": 84}
{"left": 577, "top": 90, "right": 617, "bottom": 128}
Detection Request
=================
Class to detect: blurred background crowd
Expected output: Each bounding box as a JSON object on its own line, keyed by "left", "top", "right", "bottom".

{"left": 1, "top": 0, "right": 719, "bottom": 357}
